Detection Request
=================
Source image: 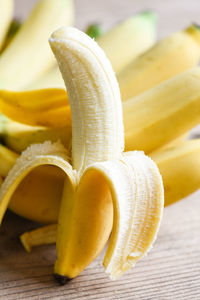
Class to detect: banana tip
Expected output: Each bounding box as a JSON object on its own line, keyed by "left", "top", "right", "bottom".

{"left": 54, "top": 274, "right": 73, "bottom": 285}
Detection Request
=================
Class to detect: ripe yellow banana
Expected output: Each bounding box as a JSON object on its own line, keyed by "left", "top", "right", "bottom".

{"left": 151, "top": 139, "right": 200, "bottom": 206}
{"left": 26, "top": 11, "right": 157, "bottom": 90}
{"left": 0, "top": 115, "right": 71, "bottom": 153}
{"left": 118, "top": 24, "right": 200, "bottom": 100}
{"left": 0, "top": 0, "right": 74, "bottom": 90}
{"left": 0, "top": 89, "right": 69, "bottom": 127}
{"left": 0, "top": 0, "right": 14, "bottom": 49}
{"left": 97, "top": 11, "right": 157, "bottom": 73}
{"left": 0, "top": 27, "right": 164, "bottom": 282}
{"left": 124, "top": 67, "right": 200, "bottom": 153}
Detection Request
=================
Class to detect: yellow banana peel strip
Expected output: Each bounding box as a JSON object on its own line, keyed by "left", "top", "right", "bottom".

{"left": 20, "top": 223, "right": 57, "bottom": 252}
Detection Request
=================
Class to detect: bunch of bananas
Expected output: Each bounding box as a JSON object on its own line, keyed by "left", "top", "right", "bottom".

{"left": 0, "top": 0, "right": 200, "bottom": 283}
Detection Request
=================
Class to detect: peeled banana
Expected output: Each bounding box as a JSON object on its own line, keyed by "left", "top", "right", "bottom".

{"left": 0, "top": 0, "right": 74, "bottom": 90}
{"left": 0, "top": 27, "right": 164, "bottom": 282}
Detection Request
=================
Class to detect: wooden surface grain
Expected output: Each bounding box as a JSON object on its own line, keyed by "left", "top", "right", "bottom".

{"left": 1, "top": 0, "right": 200, "bottom": 299}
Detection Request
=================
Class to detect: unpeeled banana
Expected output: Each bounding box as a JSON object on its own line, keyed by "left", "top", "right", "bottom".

{"left": 118, "top": 24, "right": 200, "bottom": 100}
{"left": 0, "top": 0, "right": 74, "bottom": 90}
{"left": 0, "top": 27, "right": 164, "bottom": 282}
{"left": 97, "top": 11, "right": 157, "bottom": 73}
{"left": 0, "top": 89, "right": 69, "bottom": 127}
{"left": 26, "top": 11, "right": 157, "bottom": 90}
{"left": 124, "top": 67, "right": 200, "bottom": 153}
{"left": 151, "top": 139, "right": 200, "bottom": 205}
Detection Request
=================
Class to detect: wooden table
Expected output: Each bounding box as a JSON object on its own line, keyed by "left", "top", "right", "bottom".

{"left": 1, "top": 0, "right": 200, "bottom": 299}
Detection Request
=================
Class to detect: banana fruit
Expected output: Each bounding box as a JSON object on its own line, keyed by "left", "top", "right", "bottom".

{"left": 0, "top": 27, "right": 164, "bottom": 281}
{"left": 124, "top": 67, "right": 200, "bottom": 153}
{"left": 97, "top": 11, "right": 157, "bottom": 73}
{"left": 0, "top": 89, "right": 69, "bottom": 127}
{"left": 151, "top": 139, "right": 200, "bottom": 205}
{"left": 118, "top": 24, "right": 200, "bottom": 100}
{"left": 0, "top": 115, "right": 71, "bottom": 154}
{"left": 0, "top": 0, "right": 14, "bottom": 49}
{"left": 0, "top": 0, "right": 74, "bottom": 90}
{"left": 26, "top": 11, "right": 157, "bottom": 90}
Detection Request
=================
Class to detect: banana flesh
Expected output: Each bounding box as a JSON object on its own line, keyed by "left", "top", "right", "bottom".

{"left": 0, "top": 0, "right": 14, "bottom": 49}
{"left": 0, "top": 0, "right": 74, "bottom": 90}
{"left": 118, "top": 24, "right": 200, "bottom": 101}
{"left": 0, "top": 27, "right": 164, "bottom": 282}
{"left": 49, "top": 27, "right": 124, "bottom": 172}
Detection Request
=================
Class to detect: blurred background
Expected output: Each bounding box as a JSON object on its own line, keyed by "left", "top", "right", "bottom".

{"left": 15, "top": 0, "right": 200, "bottom": 38}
